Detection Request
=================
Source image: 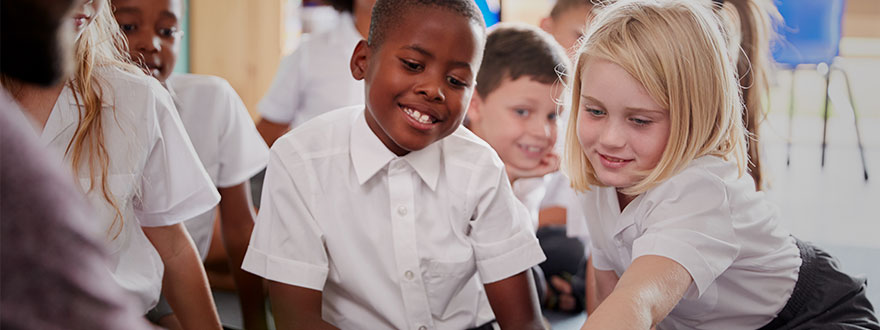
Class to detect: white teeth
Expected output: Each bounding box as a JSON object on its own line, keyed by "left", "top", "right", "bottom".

{"left": 404, "top": 107, "right": 434, "bottom": 124}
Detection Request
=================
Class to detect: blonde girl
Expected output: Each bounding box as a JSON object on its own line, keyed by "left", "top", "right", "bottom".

{"left": 565, "top": 0, "right": 878, "bottom": 329}
{"left": 6, "top": 0, "right": 222, "bottom": 328}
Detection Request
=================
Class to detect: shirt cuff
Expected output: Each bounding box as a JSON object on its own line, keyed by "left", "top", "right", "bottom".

{"left": 136, "top": 188, "right": 220, "bottom": 227}
{"left": 241, "top": 246, "right": 328, "bottom": 291}
{"left": 476, "top": 230, "right": 547, "bottom": 283}
{"left": 632, "top": 233, "right": 717, "bottom": 298}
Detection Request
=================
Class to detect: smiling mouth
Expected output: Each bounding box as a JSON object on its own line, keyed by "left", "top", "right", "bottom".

{"left": 518, "top": 143, "right": 547, "bottom": 157}
{"left": 601, "top": 154, "right": 629, "bottom": 163}
{"left": 402, "top": 106, "right": 438, "bottom": 125}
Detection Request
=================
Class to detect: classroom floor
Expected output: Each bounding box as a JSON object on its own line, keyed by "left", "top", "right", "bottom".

{"left": 212, "top": 42, "right": 880, "bottom": 330}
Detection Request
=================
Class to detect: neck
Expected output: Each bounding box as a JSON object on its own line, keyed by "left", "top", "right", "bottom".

{"left": 12, "top": 82, "right": 66, "bottom": 132}
{"left": 352, "top": 7, "right": 371, "bottom": 39}
{"left": 616, "top": 190, "right": 637, "bottom": 212}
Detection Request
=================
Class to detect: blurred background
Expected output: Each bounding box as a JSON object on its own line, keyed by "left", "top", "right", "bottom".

{"left": 176, "top": 0, "right": 878, "bottom": 328}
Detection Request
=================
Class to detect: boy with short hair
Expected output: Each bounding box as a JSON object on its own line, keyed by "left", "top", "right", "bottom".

{"left": 242, "top": 0, "right": 546, "bottom": 329}
{"left": 464, "top": 23, "right": 587, "bottom": 314}
{"left": 539, "top": 0, "right": 594, "bottom": 53}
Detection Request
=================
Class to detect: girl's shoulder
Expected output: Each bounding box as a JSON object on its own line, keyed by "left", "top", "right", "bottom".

{"left": 93, "top": 66, "right": 168, "bottom": 106}
{"left": 641, "top": 156, "right": 737, "bottom": 207}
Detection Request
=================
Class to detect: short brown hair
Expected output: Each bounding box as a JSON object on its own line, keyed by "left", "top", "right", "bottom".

{"left": 475, "top": 22, "right": 570, "bottom": 99}
{"left": 549, "top": 0, "right": 593, "bottom": 19}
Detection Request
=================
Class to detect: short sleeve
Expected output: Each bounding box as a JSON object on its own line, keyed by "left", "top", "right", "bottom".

{"left": 468, "top": 162, "right": 546, "bottom": 284}
{"left": 588, "top": 242, "right": 615, "bottom": 272}
{"left": 215, "top": 80, "right": 270, "bottom": 187}
{"left": 135, "top": 87, "right": 220, "bottom": 227}
{"left": 241, "top": 141, "right": 328, "bottom": 291}
{"left": 258, "top": 49, "right": 304, "bottom": 124}
{"left": 631, "top": 170, "right": 740, "bottom": 297}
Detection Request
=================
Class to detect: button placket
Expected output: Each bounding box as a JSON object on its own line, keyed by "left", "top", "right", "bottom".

{"left": 387, "top": 160, "right": 434, "bottom": 328}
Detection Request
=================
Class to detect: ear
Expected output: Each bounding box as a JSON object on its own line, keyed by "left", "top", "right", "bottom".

{"left": 350, "top": 40, "right": 370, "bottom": 80}
{"left": 539, "top": 17, "right": 553, "bottom": 34}
{"left": 465, "top": 93, "right": 484, "bottom": 125}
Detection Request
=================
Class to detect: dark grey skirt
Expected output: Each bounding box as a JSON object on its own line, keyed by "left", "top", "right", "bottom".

{"left": 759, "top": 238, "right": 879, "bottom": 330}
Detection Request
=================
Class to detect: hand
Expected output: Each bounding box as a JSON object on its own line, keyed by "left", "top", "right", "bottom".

{"left": 506, "top": 152, "right": 560, "bottom": 183}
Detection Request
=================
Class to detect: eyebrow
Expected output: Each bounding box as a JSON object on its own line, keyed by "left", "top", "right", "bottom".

{"left": 113, "top": 7, "right": 141, "bottom": 15}
{"left": 113, "top": 7, "right": 179, "bottom": 21}
{"left": 581, "top": 94, "right": 665, "bottom": 115}
{"left": 403, "top": 45, "right": 473, "bottom": 71}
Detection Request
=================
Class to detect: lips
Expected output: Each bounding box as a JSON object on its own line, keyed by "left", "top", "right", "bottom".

{"left": 517, "top": 143, "right": 549, "bottom": 159}
{"left": 73, "top": 14, "right": 88, "bottom": 27}
{"left": 400, "top": 103, "right": 442, "bottom": 130}
{"left": 598, "top": 153, "right": 632, "bottom": 169}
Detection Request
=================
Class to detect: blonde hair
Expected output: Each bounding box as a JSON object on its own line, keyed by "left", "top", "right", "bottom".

{"left": 563, "top": 0, "right": 746, "bottom": 195}
{"left": 68, "top": 0, "right": 142, "bottom": 238}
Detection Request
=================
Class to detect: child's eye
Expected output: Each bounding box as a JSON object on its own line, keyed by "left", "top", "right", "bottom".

{"left": 158, "top": 27, "right": 178, "bottom": 38}
{"left": 585, "top": 108, "right": 605, "bottom": 116}
{"left": 120, "top": 24, "right": 137, "bottom": 32}
{"left": 400, "top": 59, "right": 423, "bottom": 72}
{"left": 548, "top": 112, "right": 558, "bottom": 121}
{"left": 630, "top": 117, "right": 653, "bottom": 126}
{"left": 514, "top": 109, "right": 529, "bottom": 117}
{"left": 447, "top": 76, "right": 468, "bottom": 88}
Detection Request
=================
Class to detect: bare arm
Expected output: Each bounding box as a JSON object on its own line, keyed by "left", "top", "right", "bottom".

{"left": 143, "top": 223, "right": 222, "bottom": 330}
{"left": 217, "top": 181, "right": 268, "bottom": 330}
{"left": 267, "top": 281, "right": 338, "bottom": 330}
{"left": 581, "top": 255, "right": 692, "bottom": 330}
{"left": 588, "top": 259, "right": 618, "bottom": 314}
{"left": 255, "top": 118, "right": 290, "bottom": 148}
{"left": 484, "top": 270, "right": 546, "bottom": 330}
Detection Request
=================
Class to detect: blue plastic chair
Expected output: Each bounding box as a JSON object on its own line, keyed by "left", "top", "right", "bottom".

{"left": 773, "top": 0, "right": 868, "bottom": 181}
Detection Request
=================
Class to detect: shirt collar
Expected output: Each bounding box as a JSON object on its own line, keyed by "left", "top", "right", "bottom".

{"left": 40, "top": 85, "right": 78, "bottom": 146}
{"left": 350, "top": 110, "right": 441, "bottom": 191}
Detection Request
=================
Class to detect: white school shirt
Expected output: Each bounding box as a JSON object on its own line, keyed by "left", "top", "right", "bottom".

{"left": 513, "top": 177, "right": 546, "bottom": 230}
{"left": 243, "top": 106, "right": 546, "bottom": 330}
{"left": 166, "top": 73, "right": 269, "bottom": 259}
{"left": 40, "top": 67, "right": 220, "bottom": 312}
{"left": 578, "top": 156, "right": 800, "bottom": 330}
{"left": 258, "top": 12, "right": 364, "bottom": 128}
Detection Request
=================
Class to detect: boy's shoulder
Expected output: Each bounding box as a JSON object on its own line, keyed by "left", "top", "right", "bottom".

{"left": 442, "top": 125, "right": 506, "bottom": 170}
{"left": 273, "top": 105, "right": 362, "bottom": 155}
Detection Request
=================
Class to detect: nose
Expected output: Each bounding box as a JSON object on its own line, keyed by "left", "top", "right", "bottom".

{"left": 414, "top": 77, "right": 445, "bottom": 103}
{"left": 136, "top": 33, "right": 161, "bottom": 54}
{"left": 598, "top": 120, "right": 625, "bottom": 149}
{"left": 527, "top": 116, "right": 554, "bottom": 141}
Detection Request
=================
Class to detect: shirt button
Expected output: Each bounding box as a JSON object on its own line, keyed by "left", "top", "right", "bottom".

{"left": 397, "top": 206, "right": 407, "bottom": 216}
{"left": 404, "top": 270, "right": 414, "bottom": 280}
{"left": 418, "top": 326, "right": 427, "bottom": 330}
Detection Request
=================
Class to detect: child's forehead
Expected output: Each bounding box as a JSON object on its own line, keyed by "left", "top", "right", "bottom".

{"left": 379, "top": 9, "right": 484, "bottom": 58}
{"left": 112, "top": 0, "right": 183, "bottom": 16}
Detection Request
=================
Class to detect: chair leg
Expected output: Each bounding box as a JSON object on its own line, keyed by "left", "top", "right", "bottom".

{"left": 786, "top": 69, "right": 796, "bottom": 167}
{"left": 820, "top": 65, "right": 831, "bottom": 168}
{"left": 834, "top": 66, "right": 870, "bottom": 181}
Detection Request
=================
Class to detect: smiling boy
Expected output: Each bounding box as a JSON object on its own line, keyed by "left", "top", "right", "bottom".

{"left": 242, "top": 0, "right": 546, "bottom": 329}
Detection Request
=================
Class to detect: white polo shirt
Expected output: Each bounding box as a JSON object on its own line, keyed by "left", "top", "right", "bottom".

{"left": 578, "top": 156, "right": 801, "bottom": 330}
{"left": 513, "top": 177, "right": 546, "bottom": 230}
{"left": 258, "top": 13, "right": 364, "bottom": 128}
{"left": 41, "top": 67, "right": 220, "bottom": 312}
{"left": 166, "top": 73, "right": 270, "bottom": 259}
{"left": 243, "top": 106, "right": 546, "bottom": 330}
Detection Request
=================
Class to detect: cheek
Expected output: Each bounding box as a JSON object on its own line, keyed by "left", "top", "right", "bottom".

{"left": 639, "top": 127, "right": 670, "bottom": 166}
{"left": 575, "top": 114, "right": 595, "bottom": 148}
